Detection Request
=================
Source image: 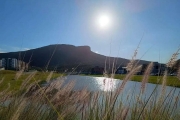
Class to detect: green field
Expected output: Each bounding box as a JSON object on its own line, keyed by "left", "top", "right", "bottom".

{"left": 0, "top": 70, "right": 64, "bottom": 92}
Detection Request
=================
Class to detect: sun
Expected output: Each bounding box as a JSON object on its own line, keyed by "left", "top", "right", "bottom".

{"left": 97, "top": 14, "right": 111, "bottom": 30}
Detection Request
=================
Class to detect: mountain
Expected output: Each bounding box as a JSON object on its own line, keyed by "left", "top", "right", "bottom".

{"left": 0, "top": 44, "right": 149, "bottom": 72}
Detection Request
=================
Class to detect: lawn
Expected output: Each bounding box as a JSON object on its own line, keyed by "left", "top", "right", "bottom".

{"left": 0, "top": 70, "right": 64, "bottom": 92}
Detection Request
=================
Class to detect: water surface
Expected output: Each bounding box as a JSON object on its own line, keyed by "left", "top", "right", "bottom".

{"left": 62, "top": 75, "right": 180, "bottom": 96}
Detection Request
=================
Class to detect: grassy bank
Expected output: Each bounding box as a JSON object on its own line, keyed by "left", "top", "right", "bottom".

{"left": 0, "top": 70, "right": 64, "bottom": 92}
{"left": 81, "top": 74, "right": 180, "bottom": 87}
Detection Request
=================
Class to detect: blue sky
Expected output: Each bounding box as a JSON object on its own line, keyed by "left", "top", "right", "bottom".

{"left": 0, "top": 0, "right": 180, "bottom": 63}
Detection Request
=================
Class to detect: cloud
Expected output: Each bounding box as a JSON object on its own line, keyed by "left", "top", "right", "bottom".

{"left": 10, "top": 46, "right": 31, "bottom": 51}
{"left": 21, "top": 48, "right": 30, "bottom": 51}
{"left": 0, "top": 45, "right": 31, "bottom": 53}
{"left": 92, "top": 50, "right": 99, "bottom": 54}
{"left": 0, "top": 48, "right": 5, "bottom": 53}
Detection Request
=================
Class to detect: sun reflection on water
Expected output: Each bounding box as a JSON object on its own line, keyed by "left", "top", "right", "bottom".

{"left": 94, "top": 77, "right": 117, "bottom": 91}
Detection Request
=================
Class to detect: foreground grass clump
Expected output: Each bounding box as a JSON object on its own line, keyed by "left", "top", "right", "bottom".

{"left": 0, "top": 70, "right": 82, "bottom": 120}
{"left": 0, "top": 47, "right": 180, "bottom": 120}
{"left": 0, "top": 64, "right": 179, "bottom": 120}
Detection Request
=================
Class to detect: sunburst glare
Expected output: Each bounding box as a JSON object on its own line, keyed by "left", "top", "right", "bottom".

{"left": 96, "top": 13, "right": 112, "bottom": 30}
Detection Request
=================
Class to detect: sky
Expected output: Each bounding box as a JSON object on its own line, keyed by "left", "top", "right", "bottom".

{"left": 0, "top": 0, "right": 180, "bottom": 63}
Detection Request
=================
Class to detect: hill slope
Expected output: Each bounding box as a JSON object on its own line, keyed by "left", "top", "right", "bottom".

{"left": 0, "top": 44, "right": 149, "bottom": 71}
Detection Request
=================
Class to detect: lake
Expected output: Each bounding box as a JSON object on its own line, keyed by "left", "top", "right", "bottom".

{"left": 59, "top": 75, "right": 180, "bottom": 107}
{"left": 55, "top": 75, "right": 177, "bottom": 97}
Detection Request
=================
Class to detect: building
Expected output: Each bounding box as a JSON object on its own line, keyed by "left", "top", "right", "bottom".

{"left": 116, "top": 67, "right": 127, "bottom": 74}
{"left": 91, "top": 66, "right": 104, "bottom": 75}
{"left": 0, "top": 58, "right": 6, "bottom": 68}
{"left": 10, "top": 58, "right": 18, "bottom": 69}
{"left": 0, "top": 58, "right": 28, "bottom": 70}
{"left": 141, "top": 62, "right": 166, "bottom": 75}
{"left": 4, "top": 58, "right": 19, "bottom": 70}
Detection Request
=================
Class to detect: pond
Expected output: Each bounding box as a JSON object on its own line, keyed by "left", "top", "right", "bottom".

{"left": 60, "top": 75, "right": 180, "bottom": 107}
{"left": 62, "top": 75, "right": 179, "bottom": 92}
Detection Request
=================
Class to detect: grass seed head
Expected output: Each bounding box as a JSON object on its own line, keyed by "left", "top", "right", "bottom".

{"left": 141, "top": 62, "right": 153, "bottom": 94}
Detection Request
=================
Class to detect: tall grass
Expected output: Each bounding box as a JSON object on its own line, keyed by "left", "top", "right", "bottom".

{"left": 0, "top": 48, "right": 180, "bottom": 120}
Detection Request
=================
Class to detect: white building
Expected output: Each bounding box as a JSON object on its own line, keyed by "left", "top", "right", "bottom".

{"left": 11, "top": 58, "right": 18, "bottom": 69}
{"left": 0, "top": 58, "right": 28, "bottom": 70}
{"left": 0, "top": 58, "right": 6, "bottom": 68}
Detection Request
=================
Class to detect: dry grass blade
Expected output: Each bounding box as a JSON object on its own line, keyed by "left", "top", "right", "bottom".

{"left": 162, "top": 70, "right": 168, "bottom": 96}
{"left": 166, "top": 47, "right": 180, "bottom": 68}
{"left": 118, "top": 65, "right": 142, "bottom": 94}
{"left": 121, "top": 107, "right": 129, "bottom": 120}
{"left": 126, "top": 36, "right": 142, "bottom": 72}
{"left": 92, "top": 91, "right": 99, "bottom": 105}
{"left": 20, "top": 71, "right": 37, "bottom": 90}
{"left": 141, "top": 62, "right": 153, "bottom": 94}
{"left": 0, "top": 77, "right": 4, "bottom": 85}
{"left": 126, "top": 59, "right": 135, "bottom": 72}
{"left": 45, "top": 79, "right": 64, "bottom": 93}
{"left": 45, "top": 44, "right": 58, "bottom": 70}
{"left": 10, "top": 99, "right": 27, "bottom": 120}
{"left": 0, "top": 83, "right": 10, "bottom": 96}
{"left": 60, "top": 81, "right": 75, "bottom": 95}
{"left": 126, "top": 49, "right": 137, "bottom": 72}
{"left": 15, "top": 67, "right": 25, "bottom": 80}
{"left": 32, "top": 77, "right": 64, "bottom": 120}
{"left": 177, "top": 67, "right": 180, "bottom": 80}
{"left": 46, "top": 71, "right": 54, "bottom": 82}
